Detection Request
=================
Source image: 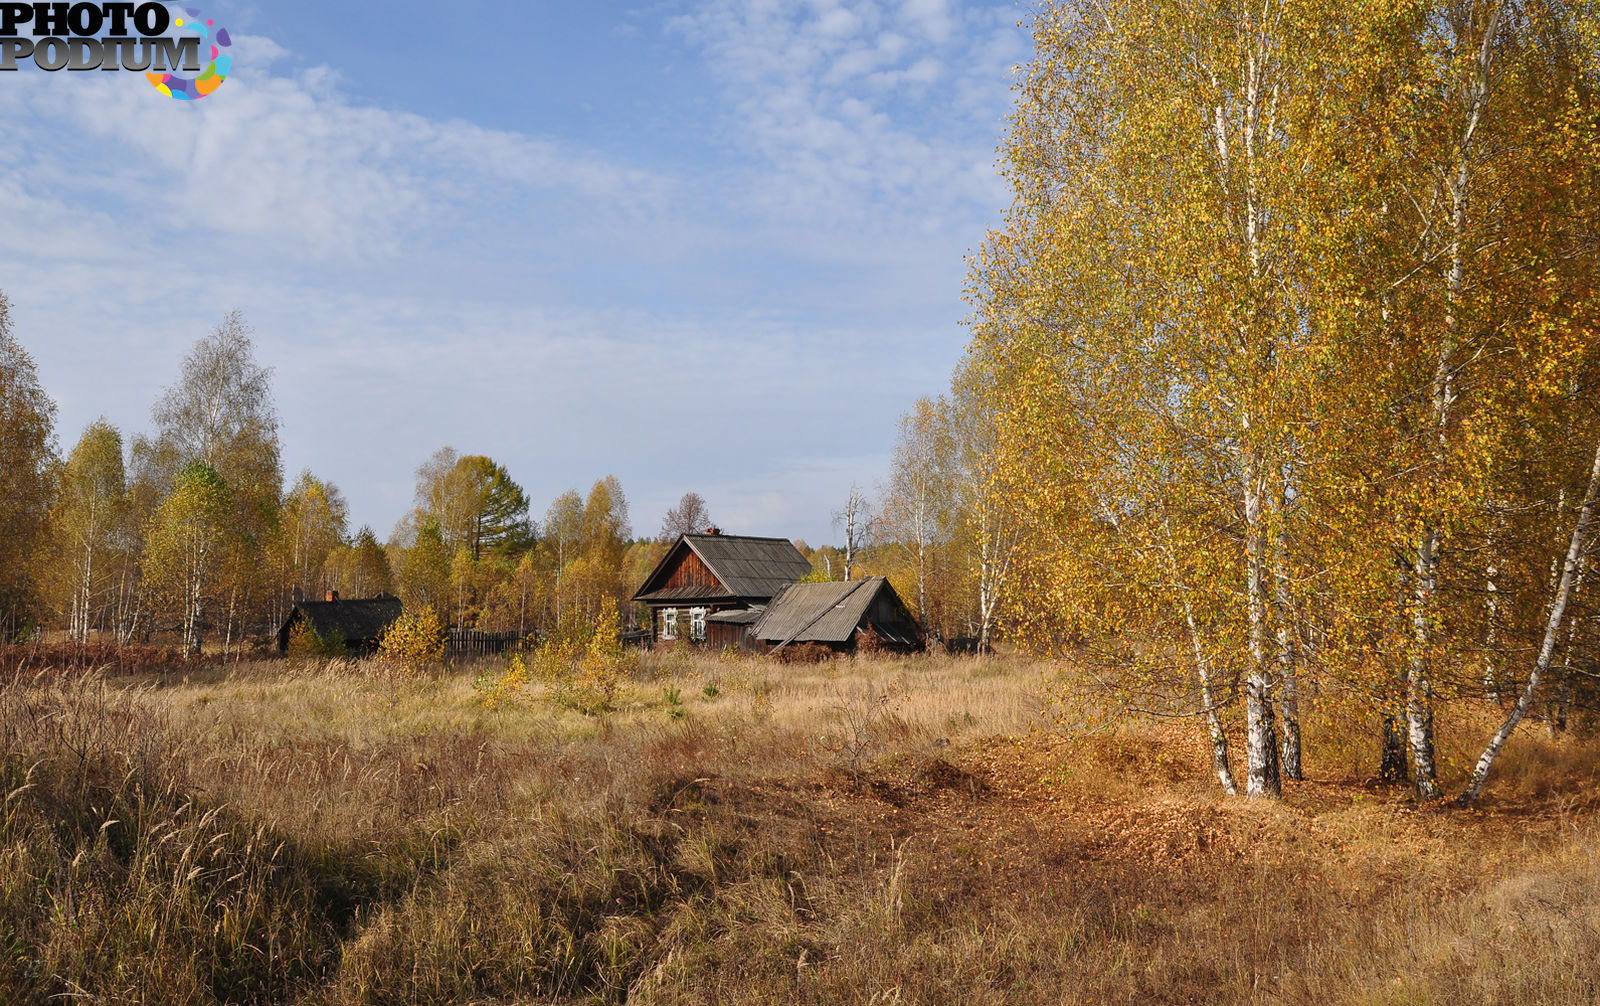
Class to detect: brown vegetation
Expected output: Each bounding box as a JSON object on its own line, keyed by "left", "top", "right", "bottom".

{"left": 2, "top": 650, "right": 1596, "bottom": 1004}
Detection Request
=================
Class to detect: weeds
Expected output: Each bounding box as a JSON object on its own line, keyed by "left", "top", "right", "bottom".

{"left": 0, "top": 652, "right": 1595, "bottom": 1004}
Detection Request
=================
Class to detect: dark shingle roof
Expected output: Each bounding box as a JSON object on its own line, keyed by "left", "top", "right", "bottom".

{"left": 280, "top": 596, "right": 402, "bottom": 646}
{"left": 633, "top": 534, "right": 811, "bottom": 603}
{"left": 750, "top": 577, "right": 889, "bottom": 644}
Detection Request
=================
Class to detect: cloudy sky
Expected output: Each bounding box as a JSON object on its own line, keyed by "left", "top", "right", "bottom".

{"left": 1, "top": 0, "right": 1029, "bottom": 545}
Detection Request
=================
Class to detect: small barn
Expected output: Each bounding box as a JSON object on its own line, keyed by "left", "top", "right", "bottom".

{"left": 632, "top": 530, "right": 813, "bottom": 647}
{"left": 750, "top": 577, "right": 924, "bottom": 654}
{"left": 276, "top": 592, "right": 402, "bottom": 655}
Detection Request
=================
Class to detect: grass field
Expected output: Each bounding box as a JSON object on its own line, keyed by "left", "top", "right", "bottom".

{"left": 2, "top": 650, "right": 1598, "bottom": 1004}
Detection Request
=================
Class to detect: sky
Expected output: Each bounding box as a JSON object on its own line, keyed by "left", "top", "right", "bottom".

{"left": 0, "top": 0, "right": 1030, "bottom": 546}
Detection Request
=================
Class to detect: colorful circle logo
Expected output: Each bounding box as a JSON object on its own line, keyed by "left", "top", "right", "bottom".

{"left": 147, "top": 5, "right": 231, "bottom": 100}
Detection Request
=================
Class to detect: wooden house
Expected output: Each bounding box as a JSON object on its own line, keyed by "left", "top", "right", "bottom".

{"left": 275, "top": 591, "right": 402, "bottom": 655}
{"left": 749, "top": 576, "right": 924, "bottom": 654}
{"left": 631, "top": 531, "right": 812, "bottom": 648}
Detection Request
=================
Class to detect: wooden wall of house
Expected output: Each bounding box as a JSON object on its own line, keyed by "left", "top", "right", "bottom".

{"left": 661, "top": 549, "right": 719, "bottom": 591}
{"left": 706, "top": 621, "right": 753, "bottom": 651}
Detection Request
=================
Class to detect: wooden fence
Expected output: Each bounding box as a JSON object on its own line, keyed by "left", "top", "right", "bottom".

{"left": 445, "top": 629, "right": 526, "bottom": 659}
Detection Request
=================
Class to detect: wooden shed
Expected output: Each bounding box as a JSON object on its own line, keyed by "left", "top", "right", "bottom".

{"left": 749, "top": 577, "right": 924, "bottom": 654}
{"left": 632, "top": 530, "right": 812, "bottom": 647}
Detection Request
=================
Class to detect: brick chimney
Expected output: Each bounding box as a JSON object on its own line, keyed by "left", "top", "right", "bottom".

{"left": 704, "top": 526, "right": 721, "bottom": 536}
{"left": 325, "top": 589, "right": 339, "bottom": 602}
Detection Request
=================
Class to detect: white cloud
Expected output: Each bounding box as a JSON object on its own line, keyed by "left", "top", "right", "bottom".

{"left": 0, "top": 4, "right": 1028, "bottom": 545}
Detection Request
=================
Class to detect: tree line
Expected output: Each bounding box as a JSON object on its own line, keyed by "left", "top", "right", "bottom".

{"left": 0, "top": 302, "right": 743, "bottom": 654}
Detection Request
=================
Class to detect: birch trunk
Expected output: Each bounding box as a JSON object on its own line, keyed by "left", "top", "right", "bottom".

{"left": 1407, "top": 534, "right": 1443, "bottom": 799}
{"left": 1483, "top": 556, "right": 1500, "bottom": 702}
{"left": 1459, "top": 435, "right": 1600, "bottom": 806}
{"left": 1407, "top": 0, "right": 1501, "bottom": 802}
{"left": 1269, "top": 490, "right": 1302, "bottom": 781}
{"left": 1243, "top": 455, "right": 1281, "bottom": 798}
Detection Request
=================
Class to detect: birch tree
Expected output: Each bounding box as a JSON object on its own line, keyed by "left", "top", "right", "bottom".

{"left": 879, "top": 398, "right": 952, "bottom": 634}
{"left": 0, "top": 295, "right": 56, "bottom": 638}
{"left": 144, "top": 462, "right": 231, "bottom": 655}
{"left": 48, "top": 421, "right": 126, "bottom": 641}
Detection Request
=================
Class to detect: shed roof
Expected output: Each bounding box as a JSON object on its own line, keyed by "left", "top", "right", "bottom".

{"left": 279, "top": 595, "right": 402, "bottom": 645}
{"left": 750, "top": 577, "right": 899, "bottom": 644}
{"left": 633, "top": 533, "right": 812, "bottom": 603}
{"left": 706, "top": 607, "right": 763, "bottom": 625}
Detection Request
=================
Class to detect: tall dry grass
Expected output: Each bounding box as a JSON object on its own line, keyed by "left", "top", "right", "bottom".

{"left": 0, "top": 649, "right": 1596, "bottom": 1004}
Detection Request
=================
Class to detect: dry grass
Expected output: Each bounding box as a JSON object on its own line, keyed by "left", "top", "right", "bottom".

{"left": 1, "top": 649, "right": 1597, "bottom": 1004}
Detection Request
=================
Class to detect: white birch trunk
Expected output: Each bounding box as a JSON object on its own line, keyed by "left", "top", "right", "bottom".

{"left": 1243, "top": 454, "right": 1281, "bottom": 798}
{"left": 1407, "top": 1, "right": 1500, "bottom": 801}
{"left": 1269, "top": 489, "right": 1303, "bottom": 781}
{"left": 1459, "top": 434, "right": 1600, "bottom": 806}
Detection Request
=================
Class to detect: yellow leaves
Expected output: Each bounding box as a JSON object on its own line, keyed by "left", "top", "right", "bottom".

{"left": 377, "top": 608, "right": 446, "bottom": 675}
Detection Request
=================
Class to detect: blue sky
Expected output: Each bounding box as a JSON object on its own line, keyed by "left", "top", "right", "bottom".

{"left": 1, "top": 0, "right": 1029, "bottom": 545}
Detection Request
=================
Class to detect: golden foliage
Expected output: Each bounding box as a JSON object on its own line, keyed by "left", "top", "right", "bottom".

{"left": 376, "top": 608, "right": 446, "bottom": 674}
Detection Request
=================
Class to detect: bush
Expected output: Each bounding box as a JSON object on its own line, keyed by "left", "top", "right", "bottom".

{"left": 476, "top": 651, "right": 532, "bottom": 710}
{"left": 376, "top": 609, "right": 445, "bottom": 675}
{"left": 542, "top": 599, "right": 637, "bottom": 715}
{"left": 285, "top": 619, "right": 348, "bottom": 661}
{"left": 776, "top": 641, "right": 835, "bottom": 664}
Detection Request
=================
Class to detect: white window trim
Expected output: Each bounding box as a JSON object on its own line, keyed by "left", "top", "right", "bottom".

{"left": 662, "top": 608, "right": 678, "bottom": 640}
{"left": 689, "top": 607, "right": 707, "bottom": 642}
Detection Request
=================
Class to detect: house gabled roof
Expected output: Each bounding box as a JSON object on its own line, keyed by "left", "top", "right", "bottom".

{"left": 279, "top": 595, "right": 402, "bottom": 645}
{"left": 749, "top": 576, "right": 919, "bottom": 646}
{"left": 632, "top": 533, "right": 812, "bottom": 603}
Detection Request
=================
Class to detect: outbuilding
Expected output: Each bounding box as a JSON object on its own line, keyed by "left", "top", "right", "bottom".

{"left": 749, "top": 576, "right": 924, "bottom": 654}
{"left": 275, "top": 591, "right": 402, "bottom": 655}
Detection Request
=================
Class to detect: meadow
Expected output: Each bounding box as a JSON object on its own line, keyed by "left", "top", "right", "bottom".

{"left": 2, "top": 648, "right": 1597, "bottom": 1004}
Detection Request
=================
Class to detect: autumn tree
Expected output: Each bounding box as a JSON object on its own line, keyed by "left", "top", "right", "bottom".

{"left": 47, "top": 420, "right": 126, "bottom": 642}
{"left": 276, "top": 471, "right": 347, "bottom": 602}
{"left": 659, "top": 492, "right": 713, "bottom": 541}
{"left": 833, "top": 485, "right": 873, "bottom": 583}
{"left": 144, "top": 461, "right": 231, "bottom": 655}
{"left": 145, "top": 313, "right": 281, "bottom": 647}
{"left": 324, "top": 526, "right": 393, "bottom": 598}
{"left": 969, "top": 0, "right": 1600, "bottom": 805}
{"left": 879, "top": 399, "right": 951, "bottom": 635}
{"left": 543, "top": 489, "right": 585, "bottom": 621}
{"left": 0, "top": 294, "right": 57, "bottom": 637}
{"left": 410, "top": 448, "right": 534, "bottom": 560}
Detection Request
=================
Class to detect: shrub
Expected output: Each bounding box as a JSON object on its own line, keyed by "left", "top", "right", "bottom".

{"left": 538, "top": 599, "right": 637, "bottom": 715}
{"left": 376, "top": 609, "right": 445, "bottom": 675}
{"left": 776, "top": 641, "right": 835, "bottom": 664}
{"left": 285, "top": 619, "right": 348, "bottom": 661}
{"left": 476, "top": 651, "right": 533, "bottom": 710}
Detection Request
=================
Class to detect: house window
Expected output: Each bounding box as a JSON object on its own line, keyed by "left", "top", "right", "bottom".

{"left": 662, "top": 608, "right": 678, "bottom": 640}
{"left": 690, "top": 607, "right": 707, "bottom": 642}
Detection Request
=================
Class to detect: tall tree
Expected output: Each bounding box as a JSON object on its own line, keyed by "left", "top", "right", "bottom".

{"left": 880, "top": 399, "right": 952, "bottom": 635}
{"left": 147, "top": 312, "right": 281, "bottom": 645}
{"left": 544, "top": 489, "right": 586, "bottom": 621}
{"left": 277, "top": 471, "right": 348, "bottom": 601}
{"left": 48, "top": 420, "right": 126, "bottom": 642}
{"left": 144, "top": 462, "right": 231, "bottom": 655}
{"left": 324, "top": 526, "right": 394, "bottom": 599}
{"left": 659, "top": 491, "right": 713, "bottom": 542}
{"left": 0, "top": 293, "right": 56, "bottom": 637}
{"left": 833, "top": 485, "right": 873, "bottom": 582}
{"left": 411, "top": 448, "right": 535, "bottom": 559}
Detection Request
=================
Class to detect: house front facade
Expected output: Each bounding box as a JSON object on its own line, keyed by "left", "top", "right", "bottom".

{"left": 631, "top": 530, "right": 812, "bottom": 648}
